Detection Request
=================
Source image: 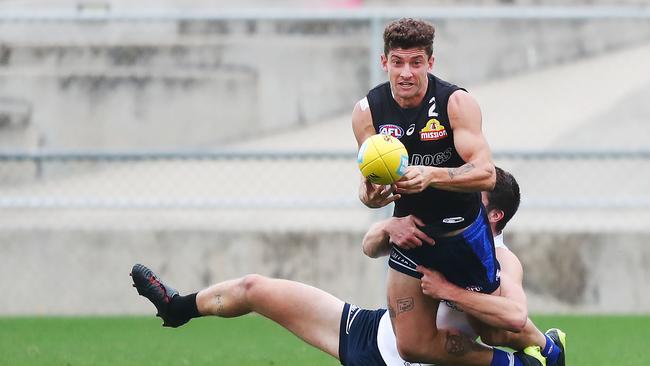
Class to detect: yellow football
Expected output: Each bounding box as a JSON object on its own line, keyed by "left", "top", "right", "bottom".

{"left": 358, "top": 134, "right": 409, "bottom": 185}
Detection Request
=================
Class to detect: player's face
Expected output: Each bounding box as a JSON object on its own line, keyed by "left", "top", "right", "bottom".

{"left": 381, "top": 48, "right": 433, "bottom": 107}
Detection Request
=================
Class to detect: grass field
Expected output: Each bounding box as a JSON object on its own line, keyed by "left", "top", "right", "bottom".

{"left": 1, "top": 314, "right": 648, "bottom": 365}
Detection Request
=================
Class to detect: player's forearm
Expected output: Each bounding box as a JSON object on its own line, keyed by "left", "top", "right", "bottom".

{"left": 362, "top": 220, "right": 391, "bottom": 258}
{"left": 427, "top": 160, "right": 495, "bottom": 192}
{"left": 445, "top": 287, "right": 527, "bottom": 332}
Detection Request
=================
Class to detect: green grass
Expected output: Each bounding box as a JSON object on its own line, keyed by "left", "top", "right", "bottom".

{"left": 1, "top": 314, "right": 648, "bottom": 365}
{"left": 532, "top": 315, "right": 650, "bottom": 366}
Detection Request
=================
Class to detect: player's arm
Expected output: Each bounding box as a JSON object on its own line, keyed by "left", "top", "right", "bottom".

{"left": 362, "top": 219, "right": 392, "bottom": 258}
{"left": 417, "top": 248, "right": 527, "bottom": 332}
{"left": 362, "top": 215, "right": 434, "bottom": 258}
{"left": 395, "top": 91, "right": 495, "bottom": 194}
{"left": 351, "top": 97, "right": 376, "bottom": 148}
{"left": 352, "top": 98, "right": 401, "bottom": 208}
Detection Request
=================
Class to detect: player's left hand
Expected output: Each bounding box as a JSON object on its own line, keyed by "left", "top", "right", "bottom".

{"left": 359, "top": 177, "right": 401, "bottom": 208}
{"left": 395, "top": 166, "right": 432, "bottom": 194}
{"left": 417, "top": 265, "right": 457, "bottom": 299}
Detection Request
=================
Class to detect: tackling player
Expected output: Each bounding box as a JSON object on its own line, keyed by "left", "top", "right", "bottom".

{"left": 131, "top": 169, "right": 563, "bottom": 365}
{"left": 363, "top": 167, "right": 566, "bottom": 366}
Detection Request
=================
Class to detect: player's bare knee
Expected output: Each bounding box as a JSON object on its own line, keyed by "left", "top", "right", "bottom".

{"left": 397, "top": 345, "right": 444, "bottom": 364}
{"left": 240, "top": 274, "right": 269, "bottom": 302}
{"left": 396, "top": 336, "right": 442, "bottom": 363}
{"left": 396, "top": 340, "right": 420, "bottom": 362}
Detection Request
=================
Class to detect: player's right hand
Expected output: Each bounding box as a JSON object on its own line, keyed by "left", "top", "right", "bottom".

{"left": 395, "top": 165, "right": 433, "bottom": 194}
{"left": 359, "top": 177, "right": 401, "bottom": 208}
{"left": 417, "top": 265, "right": 457, "bottom": 300}
{"left": 384, "top": 215, "right": 434, "bottom": 250}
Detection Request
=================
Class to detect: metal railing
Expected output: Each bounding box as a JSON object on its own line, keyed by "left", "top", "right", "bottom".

{"left": 1, "top": 149, "right": 648, "bottom": 210}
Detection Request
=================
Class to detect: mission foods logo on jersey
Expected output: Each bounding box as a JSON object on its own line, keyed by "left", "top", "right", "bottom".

{"left": 420, "top": 119, "right": 448, "bottom": 141}
{"left": 378, "top": 124, "right": 404, "bottom": 139}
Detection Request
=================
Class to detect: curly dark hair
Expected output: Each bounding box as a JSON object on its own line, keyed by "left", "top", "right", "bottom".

{"left": 486, "top": 167, "right": 521, "bottom": 233}
{"left": 383, "top": 18, "right": 435, "bottom": 58}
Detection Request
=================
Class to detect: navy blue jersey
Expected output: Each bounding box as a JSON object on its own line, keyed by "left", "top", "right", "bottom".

{"left": 366, "top": 73, "right": 480, "bottom": 233}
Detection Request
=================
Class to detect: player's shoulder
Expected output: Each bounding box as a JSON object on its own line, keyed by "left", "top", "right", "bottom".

{"left": 447, "top": 88, "right": 480, "bottom": 119}
{"left": 448, "top": 87, "right": 474, "bottom": 104}
{"left": 431, "top": 75, "right": 472, "bottom": 113}
{"left": 352, "top": 97, "right": 374, "bottom": 143}
{"left": 355, "top": 96, "right": 370, "bottom": 112}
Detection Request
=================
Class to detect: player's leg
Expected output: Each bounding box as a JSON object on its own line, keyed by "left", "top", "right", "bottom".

{"left": 387, "top": 210, "right": 543, "bottom": 365}
{"left": 472, "top": 316, "right": 545, "bottom": 350}
{"left": 544, "top": 328, "right": 566, "bottom": 366}
{"left": 387, "top": 268, "right": 495, "bottom": 365}
{"left": 196, "top": 274, "right": 344, "bottom": 358}
{"left": 388, "top": 268, "right": 546, "bottom": 366}
{"left": 466, "top": 245, "right": 566, "bottom": 366}
{"left": 131, "top": 264, "right": 343, "bottom": 359}
{"left": 469, "top": 315, "right": 565, "bottom": 366}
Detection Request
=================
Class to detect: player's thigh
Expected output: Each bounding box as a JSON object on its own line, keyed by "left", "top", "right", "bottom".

{"left": 387, "top": 268, "right": 440, "bottom": 344}
{"left": 248, "top": 276, "right": 344, "bottom": 359}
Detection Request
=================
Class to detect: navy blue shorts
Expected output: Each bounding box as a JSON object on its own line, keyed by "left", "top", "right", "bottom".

{"left": 388, "top": 207, "right": 500, "bottom": 294}
{"left": 338, "top": 303, "right": 387, "bottom": 366}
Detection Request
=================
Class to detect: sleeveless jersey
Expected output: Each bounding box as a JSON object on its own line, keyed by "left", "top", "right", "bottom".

{"left": 366, "top": 73, "right": 480, "bottom": 232}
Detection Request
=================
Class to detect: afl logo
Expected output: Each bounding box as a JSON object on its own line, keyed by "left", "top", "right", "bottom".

{"left": 379, "top": 124, "right": 404, "bottom": 139}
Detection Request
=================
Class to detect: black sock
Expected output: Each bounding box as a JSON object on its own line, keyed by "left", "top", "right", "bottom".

{"left": 169, "top": 293, "right": 201, "bottom": 321}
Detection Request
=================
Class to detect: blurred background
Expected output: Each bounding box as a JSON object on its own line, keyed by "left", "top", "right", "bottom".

{"left": 1, "top": 0, "right": 649, "bottom": 316}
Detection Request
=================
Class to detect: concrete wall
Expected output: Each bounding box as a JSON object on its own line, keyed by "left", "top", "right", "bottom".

{"left": 1, "top": 17, "right": 649, "bottom": 151}
{"left": 2, "top": 229, "right": 649, "bottom": 315}
{"left": 510, "top": 232, "right": 650, "bottom": 313}
{"left": 0, "top": 229, "right": 384, "bottom": 315}
{"left": 0, "top": 36, "right": 369, "bottom": 150}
